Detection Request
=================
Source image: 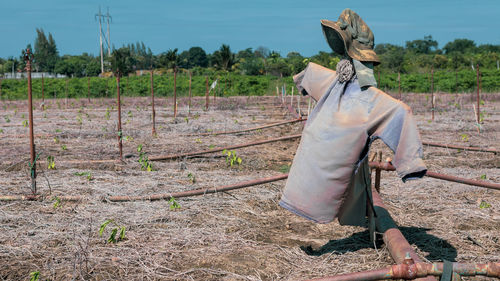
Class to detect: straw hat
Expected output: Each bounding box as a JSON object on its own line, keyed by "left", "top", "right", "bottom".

{"left": 321, "top": 8, "right": 380, "bottom": 64}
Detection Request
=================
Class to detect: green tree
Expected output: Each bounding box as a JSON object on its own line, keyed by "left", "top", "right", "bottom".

{"left": 212, "top": 44, "right": 235, "bottom": 71}
{"left": 405, "top": 35, "right": 438, "bottom": 54}
{"left": 443, "top": 39, "right": 476, "bottom": 54}
{"left": 111, "top": 47, "right": 134, "bottom": 77}
{"left": 158, "top": 48, "right": 179, "bottom": 71}
{"left": 34, "top": 28, "right": 59, "bottom": 72}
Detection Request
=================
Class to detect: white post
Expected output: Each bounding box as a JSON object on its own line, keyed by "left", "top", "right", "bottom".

{"left": 290, "top": 86, "right": 294, "bottom": 107}
{"left": 297, "top": 94, "right": 301, "bottom": 116}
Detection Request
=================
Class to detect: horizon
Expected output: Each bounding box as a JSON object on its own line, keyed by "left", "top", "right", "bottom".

{"left": 1, "top": 0, "right": 499, "bottom": 58}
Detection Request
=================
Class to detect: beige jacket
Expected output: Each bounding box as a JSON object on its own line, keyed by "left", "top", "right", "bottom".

{"left": 280, "top": 63, "right": 426, "bottom": 225}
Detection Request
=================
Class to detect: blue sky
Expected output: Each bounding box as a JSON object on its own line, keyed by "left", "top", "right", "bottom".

{"left": 1, "top": 0, "right": 499, "bottom": 58}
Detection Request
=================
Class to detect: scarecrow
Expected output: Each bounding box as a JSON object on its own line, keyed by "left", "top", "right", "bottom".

{"left": 280, "top": 9, "right": 427, "bottom": 226}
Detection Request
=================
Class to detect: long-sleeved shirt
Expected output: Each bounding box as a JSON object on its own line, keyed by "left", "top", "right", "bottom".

{"left": 280, "top": 62, "right": 427, "bottom": 225}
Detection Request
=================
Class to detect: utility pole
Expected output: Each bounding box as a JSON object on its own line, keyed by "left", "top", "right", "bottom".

{"left": 95, "top": 7, "right": 112, "bottom": 74}
{"left": 95, "top": 7, "right": 104, "bottom": 74}
{"left": 106, "top": 7, "right": 112, "bottom": 56}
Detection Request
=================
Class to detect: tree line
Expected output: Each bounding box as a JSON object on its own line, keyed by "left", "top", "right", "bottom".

{"left": 1, "top": 29, "right": 499, "bottom": 79}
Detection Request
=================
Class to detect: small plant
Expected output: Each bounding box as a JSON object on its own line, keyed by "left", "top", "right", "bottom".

{"left": 184, "top": 117, "right": 189, "bottom": 123}
{"left": 53, "top": 197, "right": 61, "bottom": 209}
{"left": 195, "top": 138, "right": 202, "bottom": 144}
{"left": 279, "top": 164, "right": 291, "bottom": 173}
{"left": 0, "top": 129, "right": 3, "bottom": 133}
{"left": 55, "top": 129, "right": 62, "bottom": 133}
{"left": 47, "top": 156, "right": 56, "bottom": 170}
{"left": 127, "top": 110, "right": 133, "bottom": 118}
{"left": 74, "top": 171, "right": 94, "bottom": 181}
{"left": 234, "top": 119, "right": 238, "bottom": 124}
{"left": 260, "top": 105, "right": 265, "bottom": 111}
{"left": 137, "top": 144, "right": 153, "bottom": 171}
{"left": 105, "top": 107, "right": 111, "bottom": 120}
{"left": 209, "top": 144, "right": 215, "bottom": 149}
{"left": 479, "top": 200, "right": 491, "bottom": 209}
{"left": 480, "top": 174, "right": 487, "bottom": 180}
{"left": 29, "top": 271, "right": 40, "bottom": 281}
{"left": 193, "top": 113, "right": 200, "bottom": 120}
{"left": 460, "top": 133, "right": 469, "bottom": 142}
{"left": 124, "top": 135, "right": 133, "bottom": 141}
{"left": 22, "top": 119, "right": 29, "bottom": 127}
{"left": 168, "top": 197, "right": 181, "bottom": 210}
{"left": 4, "top": 115, "right": 10, "bottom": 123}
{"left": 61, "top": 144, "right": 67, "bottom": 150}
{"left": 222, "top": 149, "right": 242, "bottom": 167}
{"left": 21, "top": 113, "right": 25, "bottom": 119}
{"left": 187, "top": 172, "right": 196, "bottom": 184}
{"left": 99, "top": 219, "right": 126, "bottom": 243}
{"left": 76, "top": 114, "right": 83, "bottom": 126}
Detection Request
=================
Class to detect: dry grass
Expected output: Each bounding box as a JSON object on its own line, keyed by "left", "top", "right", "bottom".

{"left": 0, "top": 94, "right": 499, "bottom": 280}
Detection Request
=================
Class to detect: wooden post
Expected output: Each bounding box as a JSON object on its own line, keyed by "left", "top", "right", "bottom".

{"left": 188, "top": 71, "right": 192, "bottom": 116}
{"left": 41, "top": 73, "right": 45, "bottom": 110}
{"left": 65, "top": 78, "right": 69, "bottom": 108}
{"left": 116, "top": 74, "right": 123, "bottom": 160}
{"left": 87, "top": 76, "right": 90, "bottom": 103}
{"left": 25, "top": 49, "right": 36, "bottom": 194}
{"left": 431, "top": 67, "right": 434, "bottom": 121}
{"left": 0, "top": 78, "right": 2, "bottom": 100}
{"left": 205, "top": 76, "right": 209, "bottom": 110}
{"left": 173, "top": 70, "right": 177, "bottom": 118}
{"left": 476, "top": 64, "right": 480, "bottom": 126}
{"left": 151, "top": 69, "right": 156, "bottom": 136}
{"left": 213, "top": 77, "right": 217, "bottom": 103}
{"left": 398, "top": 72, "right": 401, "bottom": 100}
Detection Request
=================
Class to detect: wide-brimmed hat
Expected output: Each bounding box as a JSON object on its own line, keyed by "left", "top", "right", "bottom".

{"left": 321, "top": 8, "right": 380, "bottom": 64}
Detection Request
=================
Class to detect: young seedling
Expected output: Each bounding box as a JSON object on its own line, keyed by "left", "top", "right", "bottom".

{"left": 74, "top": 171, "right": 94, "bottom": 181}
{"left": 195, "top": 138, "right": 202, "bottom": 144}
{"left": 137, "top": 144, "right": 154, "bottom": 171}
{"left": 105, "top": 107, "right": 111, "bottom": 120}
{"left": 168, "top": 197, "right": 181, "bottom": 210}
{"left": 61, "top": 144, "right": 67, "bottom": 151}
{"left": 47, "top": 156, "right": 56, "bottom": 170}
{"left": 222, "top": 149, "right": 242, "bottom": 167}
{"left": 53, "top": 197, "right": 61, "bottom": 209}
{"left": 29, "top": 271, "right": 40, "bottom": 281}
{"left": 479, "top": 200, "right": 491, "bottom": 209}
{"left": 99, "top": 219, "right": 126, "bottom": 243}
{"left": 460, "top": 133, "right": 469, "bottom": 142}
{"left": 187, "top": 172, "right": 196, "bottom": 184}
{"left": 22, "top": 120, "right": 28, "bottom": 127}
{"left": 4, "top": 115, "right": 10, "bottom": 123}
{"left": 127, "top": 110, "right": 133, "bottom": 118}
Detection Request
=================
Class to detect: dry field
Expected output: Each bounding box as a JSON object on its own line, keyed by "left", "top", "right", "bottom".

{"left": 0, "top": 93, "right": 499, "bottom": 280}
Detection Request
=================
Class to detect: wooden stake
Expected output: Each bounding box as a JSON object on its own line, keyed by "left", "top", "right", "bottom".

{"left": 151, "top": 69, "right": 156, "bottom": 136}
{"left": 476, "top": 64, "right": 480, "bottom": 127}
{"left": 87, "top": 76, "right": 90, "bottom": 103}
{"left": 205, "top": 76, "right": 209, "bottom": 110}
{"left": 116, "top": 74, "right": 123, "bottom": 160}
{"left": 431, "top": 67, "right": 434, "bottom": 121}
{"left": 25, "top": 49, "right": 36, "bottom": 194}
{"left": 41, "top": 73, "right": 45, "bottom": 110}
{"left": 173, "top": 70, "right": 177, "bottom": 118}
{"left": 188, "top": 71, "right": 192, "bottom": 116}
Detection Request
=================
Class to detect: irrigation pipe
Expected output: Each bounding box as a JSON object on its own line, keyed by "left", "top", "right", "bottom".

{"left": 308, "top": 261, "right": 500, "bottom": 281}
{"left": 422, "top": 141, "right": 498, "bottom": 154}
{"left": 183, "top": 118, "right": 304, "bottom": 137}
{"left": 149, "top": 134, "right": 301, "bottom": 161}
{"left": 369, "top": 161, "right": 500, "bottom": 191}
{"left": 0, "top": 174, "right": 288, "bottom": 202}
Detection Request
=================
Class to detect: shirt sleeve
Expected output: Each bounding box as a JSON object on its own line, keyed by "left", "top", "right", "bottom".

{"left": 371, "top": 102, "right": 427, "bottom": 182}
{"left": 293, "top": 62, "right": 337, "bottom": 102}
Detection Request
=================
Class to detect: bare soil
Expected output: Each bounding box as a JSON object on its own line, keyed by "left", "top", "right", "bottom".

{"left": 0, "top": 93, "right": 499, "bottom": 280}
